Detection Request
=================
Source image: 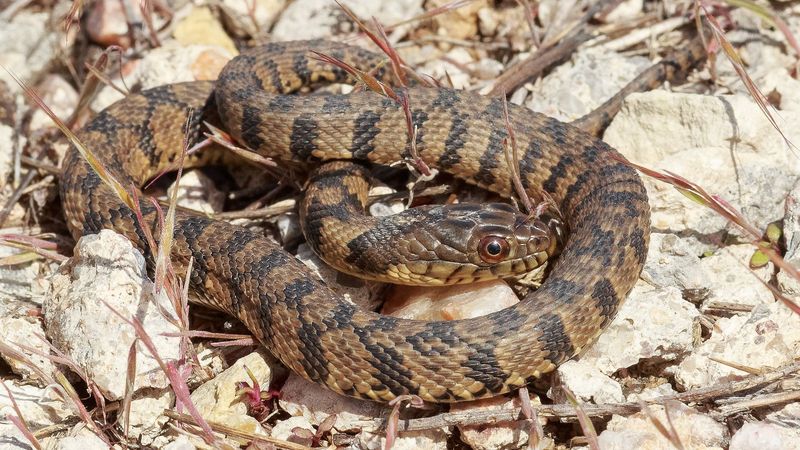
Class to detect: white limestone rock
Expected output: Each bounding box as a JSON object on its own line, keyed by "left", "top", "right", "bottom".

{"left": 167, "top": 170, "right": 225, "bottom": 215}
{"left": 676, "top": 301, "right": 800, "bottom": 390}
{"left": 698, "top": 245, "right": 775, "bottom": 309}
{"left": 554, "top": 359, "right": 625, "bottom": 404}
{"left": 272, "top": 0, "right": 423, "bottom": 41}
{"left": 604, "top": 92, "right": 800, "bottom": 237}
{"left": 189, "top": 351, "right": 273, "bottom": 436}
{"left": 641, "top": 233, "right": 710, "bottom": 303}
{"left": 581, "top": 284, "right": 700, "bottom": 374}
{"left": 43, "top": 230, "right": 183, "bottom": 440}
{"left": 528, "top": 47, "right": 650, "bottom": 122}
{"left": 598, "top": 403, "right": 727, "bottom": 450}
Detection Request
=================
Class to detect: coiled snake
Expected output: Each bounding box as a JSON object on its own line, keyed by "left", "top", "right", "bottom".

{"left": 60, "top": 40, "right": 650, "bottom": 403}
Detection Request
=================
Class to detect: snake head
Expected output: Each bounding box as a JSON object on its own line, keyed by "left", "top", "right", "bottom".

{"left": 398, "top": 202, "right": 559, "bottom": 284}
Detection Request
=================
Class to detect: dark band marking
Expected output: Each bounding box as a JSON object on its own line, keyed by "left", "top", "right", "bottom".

{"left": 438, "top": 113, "right": 469, "bottom": 169}
{"left": 591, "top": 278, "right": 620, "bottom": 319}
{"left": 351, "top": 110, "right": 381, "bottom": 157}
{"left": 289, "top": 113, "right": 320, "bottom": 159}
{"left": 537, "top": 312, "right": 575, "bottom": 364}
{"left": 240, "top": 105, "right": 265, "bottom": 149}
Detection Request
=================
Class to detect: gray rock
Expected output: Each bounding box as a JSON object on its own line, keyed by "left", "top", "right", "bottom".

{"left": 527, "top": 47, "right": 650, "bottom": 122}
{"left": 43, "top": 230, "right": 182, "bottom": 439}
{"left": 581, "top": 284, "right": 699, "bottom": 374}
{"left": 676, "top": 301, "right": 800, "bottom": 390}
{"left": 605, "top": 92, "right": 800, "bottom": 237}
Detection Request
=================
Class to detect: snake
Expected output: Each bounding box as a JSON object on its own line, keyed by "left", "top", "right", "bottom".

{"left": 300, "top": 160, "right": 560, "bottom": 285}
{"left": 60, "top": 39, "right": 650, "bottom": 403}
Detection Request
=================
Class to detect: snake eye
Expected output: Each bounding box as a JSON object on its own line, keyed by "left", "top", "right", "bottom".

{"left": 478, "top": 236, "right": 510, "bottom": 264}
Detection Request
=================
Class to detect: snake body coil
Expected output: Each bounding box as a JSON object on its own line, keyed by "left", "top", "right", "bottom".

{"left": 60, "top": 40, "right": 650, "bottom": 402}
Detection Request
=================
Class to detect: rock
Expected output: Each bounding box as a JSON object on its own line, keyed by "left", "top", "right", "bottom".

{"left": 0, "top": 122, "right": 14, "bottom": 188}
{"left": 295, "top": 243, "right": 381, "bottom": 311}
{"left": 217, "top": 0, "right": 287, "bottom": 38}
{"left": 759, "top": 69, "right": 800, "bottom": 113}
{"left": 127, "top": 388, "right": 174, "bottom": 445}
{"left": 168, "top": 170, "right": 225, "bottom": 214}
{"left": 43, "top": 230, "right": 182, "bottom": 439}
{"left": 0, "top": 245, "right": 45, "bottom": 305}
{"left": 766, "top": 401, "right": 800, "bottom": 429}
{"left": 0, "top": 12, "right": 67, "bottom": 95}
{"left": 44, "top": 230, "right": 182, "bottom": 399}
{"left": 581, "top": 284, "right": 700, "bottom": 375}
{"left": 729, "top": 421, "right": 800, "bottom": 450}
{"left": 641, "top": 233, "right": 710, "bottom": 303}
{"left": 28, "top": 75, "right": 79, "bottom": 133}
{"left": 271, "top": 0, "right": 423, "bottom": 41}
{"left": 85, "top": 0, "right": 131, "bottom": 47}
{"left": 278, "top": 374, "right": 385, "bottom": 433}
{"left": 91, "top": 43, "right": 233, "bottom": 112}
{"left": 625, "top": 383, "right": 677, "bottom": 402}
{"left": 428, "top": 0, "right": 487, "bottom": 40}
{"left": 382, "top": 279, "right": 519, "bottom": 321}
{"left": 604, "top": 92, "right": 800, "bottom": 236}
{"left": 51, "top": 426, "right": 109, "bottom": 450}
{"left": 359, "top": 428, "right": 449, "bottom": 450}
{"left": 454, "top": 395, "right": 549, "bottom": 450}
{"left": 190, "top": 351, "right": 272, "bottom": 436}
{"left": 777, "top": 179, "right": 800, "bottom": 296}
{"left": 604, "top": 0, "right": 643, "bottom": 23}
{"left": 528, "top": 47, "right": 650, "bottom": 122}
{"left": 173, "top": 6, "right": 238, "bottom": 56}
{"left": 598, "top": 403, "right": 727, "bottom": 450}
{"left": 270, "top": 415, "right": 315, "bottom": 442}
{"left": 554, "top": 359, "right": 624, "bottom": 404}
{"left": 160, "top": 435, "right": 197, "bottom": 450}
{"left": 0, "top": 315, "right": 56, "bottom": 383}
{"left": 676, "top": 301, "right": 800, "bottom": 390}
{"left": 0, "top": 424, "right": 34, "bottom": 450}
{"left": 0, "top": 380, "right": 74, "bottom": 430}
{"left": 698, "top": 245, "right": 775, "bottom": 309}
{"left": 418, "top": 47, "right": 473, "bottom": 89}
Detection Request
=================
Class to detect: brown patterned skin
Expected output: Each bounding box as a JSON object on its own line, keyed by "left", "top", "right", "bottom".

{"left": 60, "top": 39, "right": 650, "bottom": 403}
{"left": 299, "top": 160, "right": 558, "bottom": 285}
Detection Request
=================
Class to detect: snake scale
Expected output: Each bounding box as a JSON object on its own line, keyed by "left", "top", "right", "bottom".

{"left": 60, "top": 39, "right": 650, "bottom": 403}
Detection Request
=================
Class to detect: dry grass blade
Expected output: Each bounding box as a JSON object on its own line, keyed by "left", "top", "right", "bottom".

{"left": 516, "top": 0, "right": 541, "bottom": 48}
{"left": 121, "top": 340, "right": 137, "bottom": 442}
{"left": 1, "top": 381, "right": 42, "bottom": 450}
{"left": 64, "top": 0, "right": 84, "bottom": 34}
{"left": 204, "top": 122, "right": 276, "bottom": 167}
{"left": 103, "top": 300, "right": 218, "bottom": 444}
{"left": 54, "top": 371, "right": 111, "bottom": 444}
{"left": 3, "top": 67, "right": 134, "bottom": 209}
{"left": 385, "top": 0, "right": 475, "bottom": 30}
{"left": 0, "top": 234, "right": 68, "bottom": 263}
{"left": 385, "top": 395, "right": 424, "bottom": 450}
{"left": 140, "top": 0, "right": 162, "bottom": 47}
{"left": 6, "top": 414, "right": 42, "bottom": 450}
{"left": 164, "top": 410, "right": 311, "bottom": 449}
{"left": 699, "top": 3, "right": 796, "bottom": 152}
{"left": 562, "top": 387, "right": 599, "bottom": 450}
{"left": 309, "top": 51, "right": 398, "bottom": 101}
{"left": 153, "top": 115, "right": 195, "bottom": 294}
{"left": 69, "top": 46, "right": 129, "bottom": 128}
{"left": 501, "top": 94, "right": 534, "bottom": 215}
{"left": 517, "top": 387, "right": 545, "bottom": 450}
{"left": 0, "top": 341, "right": 53, "bottom": 385}
{"left": 723, "top": 0, "right": 800, "bottom": 58}
{"left": 640, "top": 401, "right": 686, "bottom": 450}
